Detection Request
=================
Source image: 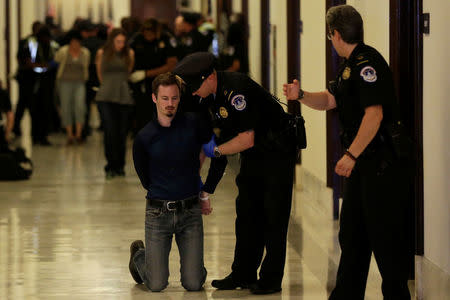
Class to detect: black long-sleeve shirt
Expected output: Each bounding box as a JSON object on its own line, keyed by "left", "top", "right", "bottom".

{"left": 133, "top": 112, "right": 227, "bottom": 200}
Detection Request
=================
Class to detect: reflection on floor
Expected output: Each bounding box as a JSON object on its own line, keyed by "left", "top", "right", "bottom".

{"left": 0, "top": 129, "right": 448, "bottom": 299}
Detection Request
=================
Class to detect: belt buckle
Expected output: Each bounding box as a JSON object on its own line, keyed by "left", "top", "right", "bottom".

{"left": 166, "top": 201, "right": 177, "bottom": 211}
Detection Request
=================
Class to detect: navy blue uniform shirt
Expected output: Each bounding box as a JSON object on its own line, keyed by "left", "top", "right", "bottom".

{"left": 133, "top": 112, "right": 227, "bottom": 200}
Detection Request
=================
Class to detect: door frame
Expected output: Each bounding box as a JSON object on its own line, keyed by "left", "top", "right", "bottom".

{"left": 5, "top": 0, "right": 11, "bottom": 92}
{"left": 325, "top": 0, "right": 346, "bottom": 219}
{"left": 260, "top": 0, "right": 270, "bottom": 90}
{"left": 389, "top": 0, "right": 424, "bottom": 256}
{"left": 287, "top": 0, "right": 301, "bottom": 163}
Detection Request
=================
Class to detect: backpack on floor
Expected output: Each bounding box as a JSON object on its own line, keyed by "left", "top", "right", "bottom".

{"left": 0, "top": 147, "right": 33, "bottom": 180}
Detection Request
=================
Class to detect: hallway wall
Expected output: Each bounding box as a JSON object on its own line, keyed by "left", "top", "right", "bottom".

{"left": 423, "top": 0, "right": 450, "bottom": 274}
{"left": 299, "top": 0, "right": 327, "bottom": 184}
{"left": 347, "top": 0, "right": 389, "bottom": 61}
{"left": 248, "top": 0, "right": 261, "bottom": 84}
{"left": 0, "top": 0, "right": 6, "bottom": 87}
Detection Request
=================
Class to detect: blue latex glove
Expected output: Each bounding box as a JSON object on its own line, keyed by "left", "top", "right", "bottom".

{"left": 202, "top": 134, "right": 217, "bottom": 158}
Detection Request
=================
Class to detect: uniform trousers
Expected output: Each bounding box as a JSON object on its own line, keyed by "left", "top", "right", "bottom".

{"left": 329, "top": 151, "right": 411, "bottom": 300}
{"left": 231, "top": 151, "right": 296, "bottom": 287}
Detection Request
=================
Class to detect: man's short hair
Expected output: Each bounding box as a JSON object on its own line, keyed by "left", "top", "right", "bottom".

{"left": 326, "top": 5, "right": 364, "bottom": 44}
{"left": 152, "top": 72, "right": 182, "bottom": 97}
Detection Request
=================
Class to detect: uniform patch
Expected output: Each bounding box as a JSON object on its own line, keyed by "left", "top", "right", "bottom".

{"left": 231, "top": 94, "right": 247, "bottom": 111}
{"left": 170, "top": 37, "right": 177, "bottom": 48}
{"left": 185, "top": 37, "right": 193, "bottom": 47}
{"left": 219, "top": 107, "right": 228, "bottom": 118}
{"left": 342, "top": 67, "right": 351, "bottom": 80}
{"left": 360, "top": 66, "right": 377, "bottom": 83}
{"left": 159, "top": 41, "right": 165, "bottom": 48}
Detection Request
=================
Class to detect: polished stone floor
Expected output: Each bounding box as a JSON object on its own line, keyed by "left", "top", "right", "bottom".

{"left": 0, "top": 116, "right": 448, "bottom": 299}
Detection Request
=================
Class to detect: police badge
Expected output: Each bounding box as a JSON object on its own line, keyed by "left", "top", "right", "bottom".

{"left": 219, "top": 107, "right": 228, "bottom": 118}
{"left": 342, "top": 67, "right": 351, "bottom": 80}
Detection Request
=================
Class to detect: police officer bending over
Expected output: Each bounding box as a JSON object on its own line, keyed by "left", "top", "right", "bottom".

{"left": 284, "top": 5, "right": 411, "bottom": 299}
{"left": 175, "top": 52, "right": 298, "bottom": 295}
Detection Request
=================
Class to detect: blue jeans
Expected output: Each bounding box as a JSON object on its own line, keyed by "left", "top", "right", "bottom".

{"left": 97, "top": 102, "right": 133, "bottom": 173}
{"left": 132, "top": 201, "right": 207, "bottom": 292}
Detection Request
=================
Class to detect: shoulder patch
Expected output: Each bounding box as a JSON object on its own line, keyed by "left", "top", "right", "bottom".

{"left": 360, "top": 66, "right": 377, "bottom": 83}
{"left": 231, "top": 94, "right": 247, "bottom": 111}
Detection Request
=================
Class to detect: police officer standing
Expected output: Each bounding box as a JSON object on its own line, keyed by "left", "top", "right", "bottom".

{"left": 130, "top": 19, "right": 178, "bottom": 131}
{"left": 176, "top": 13, "right": 211, "bottom": 60}
{"left": 175, "top": 52, "right": 298, "bottom": 295}
{"left": 284, "top": 5, "right": 411, "bottom": 299}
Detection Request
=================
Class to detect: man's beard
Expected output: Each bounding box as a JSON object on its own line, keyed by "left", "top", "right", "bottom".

{"left": 165, "top": 107, "right": 175, "bottom": 118}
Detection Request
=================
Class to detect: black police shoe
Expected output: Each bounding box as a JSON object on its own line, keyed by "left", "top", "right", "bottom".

{"left": 211, "top": 274, "right": 254, "bottom": 290}
{"left": 129, "top": 240, "right": 145, "bottom": 284}
{"left": 250, "top": 281, "right": 282, "bottom": 295}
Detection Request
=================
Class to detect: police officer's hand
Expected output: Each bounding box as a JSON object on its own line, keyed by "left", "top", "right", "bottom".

{"left": 335, "top": 155, "right": 356, "bottom": 178}
{"left": 283, "top": 79, "right": 300, "bottom": 100}
{"left": 202, "top": 134, "right": 217, "bottom": 158}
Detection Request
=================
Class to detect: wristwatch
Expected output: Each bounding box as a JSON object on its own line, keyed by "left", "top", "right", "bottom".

{"left": 297, "top": 89, "right": 305, "bottom": 100}
{"left": 213, "top": 146, "right": 222, "bottom": 158}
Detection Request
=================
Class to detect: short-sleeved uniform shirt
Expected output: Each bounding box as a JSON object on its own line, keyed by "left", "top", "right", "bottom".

{"left": 208, "top": 72, "right": 288, "bottom": 156}
{"left": 131, "top": 34, "right": 177, "bottom": 73}
{"left": 328, "top": 43, "right": 396, "bottom": 148}
{"left": 178, "top": 29, "right": 210, "bottom": 60}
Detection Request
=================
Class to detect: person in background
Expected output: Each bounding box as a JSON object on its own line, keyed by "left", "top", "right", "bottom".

{"left": 176, "top": 12, "right": 211, "bottom": 60}
{"left": 121, "top": 17, "right": 141, "bottom": 45}
{"left": 13, "top": 21, "right": 42, "bottom": 138}
{"left": 130, "top": 18, "right": 178, "bottom": 132}
{"left": 31, "top": 25, "right": 59, "bottom": 146}
{"left": 80, "top": 20, "right": 105, "bottom": 140}
{"left": 95, "top": 28, "right": 135, "bottom": 179}
{"left": 0, "top": 81, "right": 14, "bottom": 152}
{"left": 54, "top": 30, "right": 90, "bottom": 145}
{"left": 222, "top": 13, "right": 249, "bottom": 74}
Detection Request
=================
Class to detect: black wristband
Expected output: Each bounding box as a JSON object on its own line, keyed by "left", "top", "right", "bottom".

{"left": 345, "top": 149, "right": 357, "bottom": 161}
{"left": 297, "top": 89, "right": 305, "bottom": 100}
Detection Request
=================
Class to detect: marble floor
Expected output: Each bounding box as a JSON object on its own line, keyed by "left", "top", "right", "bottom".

{"left": 0, "top": 116, "right": 448, "bottom": 299}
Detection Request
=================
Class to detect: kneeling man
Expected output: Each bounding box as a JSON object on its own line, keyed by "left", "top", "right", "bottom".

{"left": 129, "top": 72, "right": 227, "bottom": 292}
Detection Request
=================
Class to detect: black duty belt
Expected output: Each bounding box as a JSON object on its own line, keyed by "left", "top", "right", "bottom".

{"left": 146, "top": 195, "right": 199, "bottom": 212}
